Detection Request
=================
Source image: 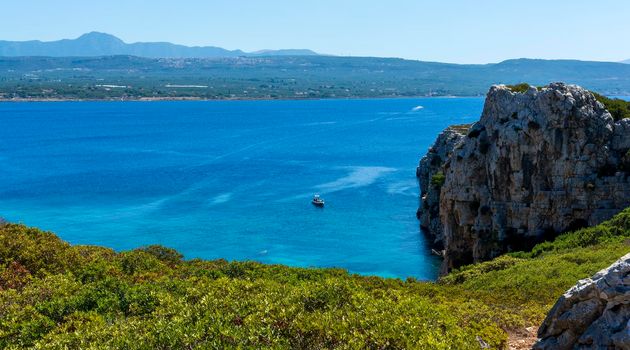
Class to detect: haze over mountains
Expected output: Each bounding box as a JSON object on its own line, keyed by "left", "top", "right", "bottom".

{"left": 0, "top": 32, "right": 319, "bottom": 58}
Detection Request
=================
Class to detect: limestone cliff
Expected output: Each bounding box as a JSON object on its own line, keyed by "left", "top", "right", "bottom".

{"left": 417, "top": 83, "right": 630, "bottom": 273}
{"left": 416, "top": 125, "right": 467, "bottom": 250}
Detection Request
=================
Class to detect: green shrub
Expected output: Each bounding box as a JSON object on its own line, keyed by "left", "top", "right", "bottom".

{"left": 592, "top": 92, "right": 630, "bottom": 121}
{"left": 118, "top": 250, "right": 165, "bottom": 275}
{"left": 431, "top": 172, "right": 446, "bottom": 187}
{"left": 506, "top": 83, "right": 546, "bottom": 93}
{"left": 1, "top": 208, "right": 629, "bottom": 348}
{"left": 506, "top": 83, "right": 536, "bottom": 93}
{"left": 137, "top": 245, "right": 183, "bottom": 266}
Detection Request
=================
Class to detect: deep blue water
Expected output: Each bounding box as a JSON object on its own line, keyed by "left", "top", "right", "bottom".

{"left": 0, "top": 98, "right": 483, "bottom": 279}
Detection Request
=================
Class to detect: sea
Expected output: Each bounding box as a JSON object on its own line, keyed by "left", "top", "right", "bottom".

{"left": 0, "top": 97, "right": 484, "bottom": 279}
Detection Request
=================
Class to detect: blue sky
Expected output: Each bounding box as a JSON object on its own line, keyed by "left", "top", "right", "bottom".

{"left": 1, "top": 0, "right": 628, "bottom": 63}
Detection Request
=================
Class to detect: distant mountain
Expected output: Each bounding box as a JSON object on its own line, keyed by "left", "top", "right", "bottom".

{"left": 0, "top": 32, "right": 319, "bottom": 58}
{"left": 251, "top": 49, "right": 318, "bottom": 56}
{"left": 622, "top": 59, "right": 630, "bottom": 64}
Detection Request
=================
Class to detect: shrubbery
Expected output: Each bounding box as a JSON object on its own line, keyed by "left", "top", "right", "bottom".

{"left": 591, "top": 92, "right": 630, "bottom": 121}
{"left": 505, "top": 83, "right": 540, "bottom": 93}
{"left": 431, "top": 172, "right": 446, "bottom": 187}
{"left": 0, "top": 208, "right": 629, "bottom": 349}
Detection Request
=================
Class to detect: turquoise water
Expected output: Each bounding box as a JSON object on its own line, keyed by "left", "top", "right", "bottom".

{"left": 0, "top": 98, "right": 483, "bottom": 279}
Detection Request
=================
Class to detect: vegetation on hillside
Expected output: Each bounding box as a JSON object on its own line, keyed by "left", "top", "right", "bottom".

{"left": 2, "top": 57, "right": 630, "bottom": 100}
{"left": 0, "top": 208, "right": 629, "bottom": 349}
{"left": 591, "top": 92, "right": 630, "bottom": 121}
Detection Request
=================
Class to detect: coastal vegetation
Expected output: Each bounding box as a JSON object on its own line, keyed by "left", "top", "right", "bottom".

{"left": 505, "top": 83, "right": 542, "bottom": 93}
{"left": 1, "top": 208, "right": 629, "bottom": 349}
{"left": 2, "top": 56, "right": 630, "bottom": 101}
{"left": 591, "top": 92, "right": 630, "bottom": 121}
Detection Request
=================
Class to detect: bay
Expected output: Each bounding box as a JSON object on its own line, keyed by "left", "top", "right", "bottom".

{"left": 0, "top": 97, "right": 483, "bottom": 279}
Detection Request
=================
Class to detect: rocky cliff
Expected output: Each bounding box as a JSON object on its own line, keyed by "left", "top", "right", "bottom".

{"left": 534, "top": 253, "right": 630, "bottom": 349}
{"left": 416, "top": 125, "right": 468, "bottom": 250}
{"left": 417, "top": 83, "right": 630, "bottom": 273}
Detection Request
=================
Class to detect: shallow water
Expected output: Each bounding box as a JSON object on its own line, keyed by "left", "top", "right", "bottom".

{"left": 0, "top": 98, "right": 483, "bottom": 279}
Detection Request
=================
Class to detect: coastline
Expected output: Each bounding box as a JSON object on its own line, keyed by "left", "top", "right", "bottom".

{"left": 2, "top": 93, "right": 627, "bottom": 103}
{"left": 0, "top": 94, "right": 484, "bottom": 103}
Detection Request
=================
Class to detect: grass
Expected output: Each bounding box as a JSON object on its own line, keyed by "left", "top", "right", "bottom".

{"left": 0, "top": 208, "right": 629, "bottom": 349}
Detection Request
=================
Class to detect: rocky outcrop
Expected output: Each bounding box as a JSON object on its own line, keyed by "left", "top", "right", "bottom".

{"left": 416, "top": 125, "right": 467, "bottom": 250}
{"left": 417, "top": 83, "right": 630, "bottom": 274}
{"left": 534, "top": 253, "right": 630, "bottom": 349}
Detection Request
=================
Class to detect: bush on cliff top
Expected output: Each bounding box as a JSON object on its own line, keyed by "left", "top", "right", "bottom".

{"left": 505, "top": 83, "right": 541, "bottom": 93}
{"left": 591, "top": 92, "right": 630, "bottom": 121}
{"left": 1, "top": 208, "right": 629, "bottom": 349}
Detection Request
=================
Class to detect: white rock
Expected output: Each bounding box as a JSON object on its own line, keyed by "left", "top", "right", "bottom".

{"left": 535, "top": 253, "right": 630, "bottom": 349}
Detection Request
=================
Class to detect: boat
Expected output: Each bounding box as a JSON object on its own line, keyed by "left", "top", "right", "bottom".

{"left": 311, "top": 194, "right": 325, "bottom": 207}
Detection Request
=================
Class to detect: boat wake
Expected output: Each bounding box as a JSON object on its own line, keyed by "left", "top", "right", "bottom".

{"left": 386, "top": 180, "right": 418, "bottom": 196}
{"left": 315, "top": 166, "right": 396, "bottom": 193}
{"left": 209, "top": 193, "right": 233, "bottom": 205}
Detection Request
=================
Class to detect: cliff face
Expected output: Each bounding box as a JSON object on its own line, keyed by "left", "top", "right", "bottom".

{"left": 416, "top": 126, "right": 467, "bottom": 250}
{"left": 418, "top": 83, "right": 630, "bottom": 273}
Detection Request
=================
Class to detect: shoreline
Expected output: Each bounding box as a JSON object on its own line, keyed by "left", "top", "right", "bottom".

{"left": 0, "top": 95, "right": 486, "bottom": 103}
{"left": 2, "top": 93, "right": 628, "bottom": 103}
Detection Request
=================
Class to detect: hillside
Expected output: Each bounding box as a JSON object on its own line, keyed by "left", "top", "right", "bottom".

{"left": 1, "top": 56, "right": 630, "bottom": 100}
{"left": 0, "top": 32, "right": 318, "bottom": 58}
{"left": 0, "top": 208, "right": 629, "bottom": 349}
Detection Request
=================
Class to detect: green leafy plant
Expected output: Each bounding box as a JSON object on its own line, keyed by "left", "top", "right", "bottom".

{"left": 431, "top": 172, "right": 446, "bottom": 187}
{"left": 591, "top": 92, "right": 630, "bottom": 121}
{"left": 1, "top": 208, "right": 629, "bottom": 348}
{"left": 505, "top": 83, "right": 540, "bottom": 93}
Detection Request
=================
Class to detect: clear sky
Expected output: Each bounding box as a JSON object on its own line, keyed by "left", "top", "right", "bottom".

{"left": 1, "top": 0, "right": 628, "bottom": 64}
